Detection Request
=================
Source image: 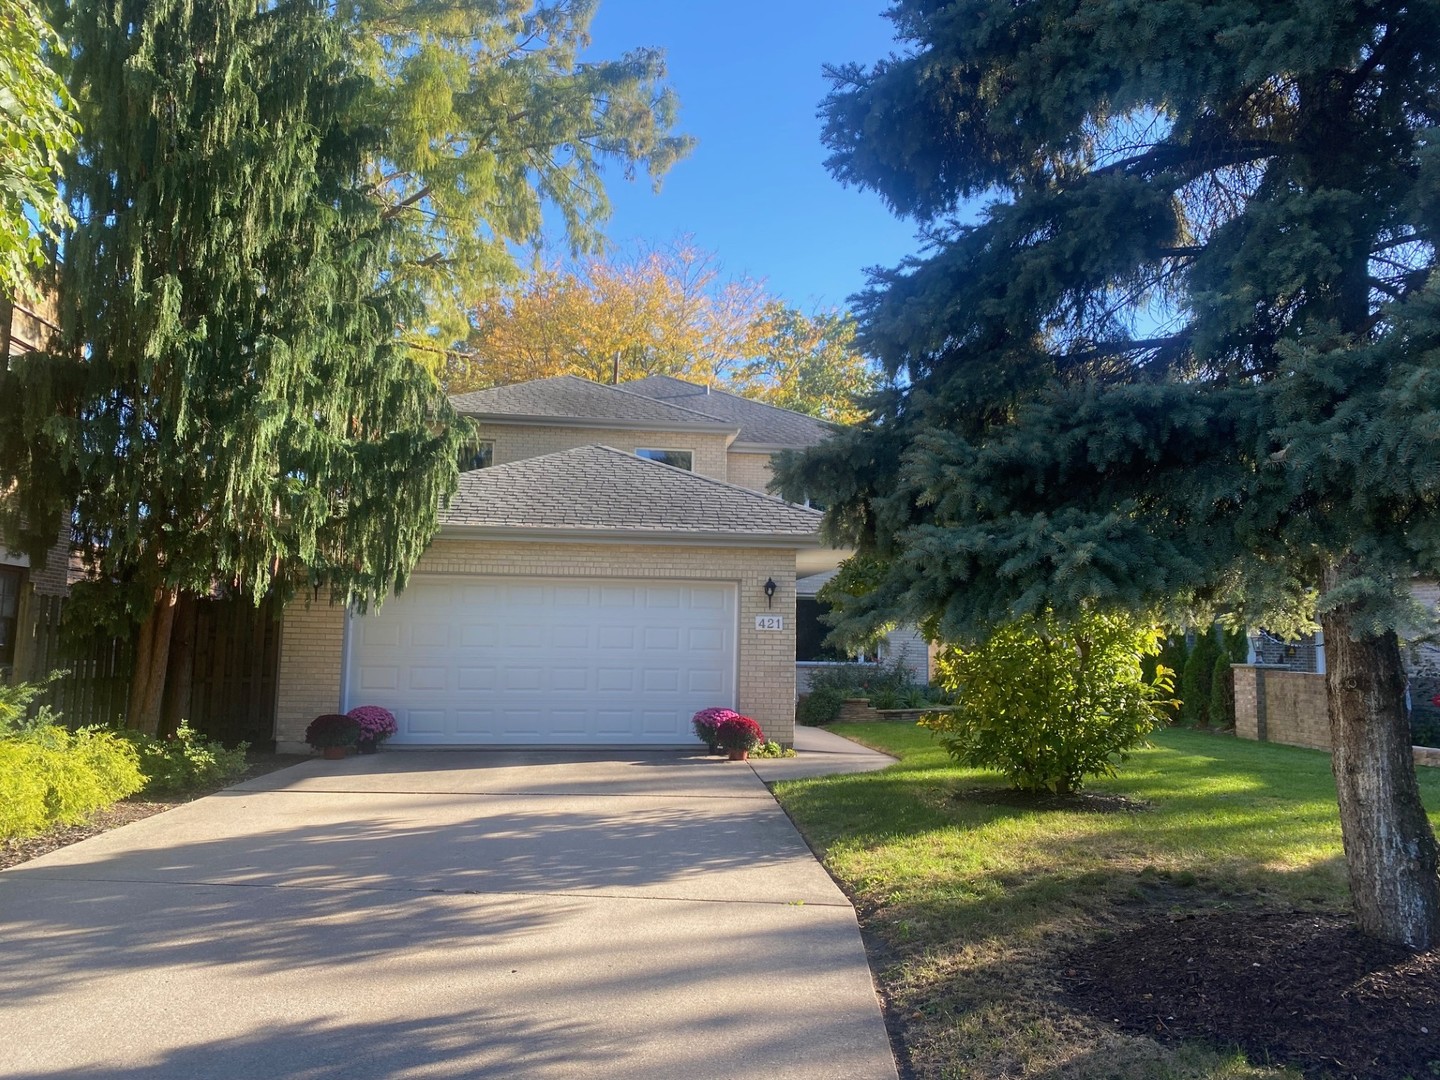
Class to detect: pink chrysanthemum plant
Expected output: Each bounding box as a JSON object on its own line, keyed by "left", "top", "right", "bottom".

{"left": 692, "top": 707, "right": 740, "bottom": 754}
{"left": 713, "top": 714, "right": 765, "bottom": 756}
{"left": 347, "top": 705, "right": 398, "bottom": 750}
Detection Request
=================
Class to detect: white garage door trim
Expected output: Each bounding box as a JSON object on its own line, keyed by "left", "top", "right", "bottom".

{"left": 342, "top": 574, "right": 739, "bottom": 746}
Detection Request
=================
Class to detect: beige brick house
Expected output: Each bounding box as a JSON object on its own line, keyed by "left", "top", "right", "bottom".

{"left": 274, "top": 375, "right": 848, "bottom": 751}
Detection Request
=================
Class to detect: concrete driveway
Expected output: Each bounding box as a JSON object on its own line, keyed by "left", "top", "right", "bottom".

{"left": 0, "top": 730, "right": 898, "bottom": 1079}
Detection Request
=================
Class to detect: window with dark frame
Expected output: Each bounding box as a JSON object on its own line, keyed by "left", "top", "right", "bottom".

{"left": 635, "top": 448, "right": 693, "bottom": 471}
{"left": 0, "top": 565, "right": 23, "bottom": 668}
{"left": 796, "top": 596, "right": 852, "bottom": 663}
{"left": 467, "top": 440, "right": 495, "bottom": 471}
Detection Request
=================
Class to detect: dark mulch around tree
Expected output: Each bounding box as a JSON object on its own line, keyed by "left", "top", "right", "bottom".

{"left": 0, "top": 751, "right": 308, "bottom": 871}
{"left": 951, "top": 786, "right": 1153, "bottom": 814}
{"left": 1063, "top": 909, "right": 1440, "bottom": 1079}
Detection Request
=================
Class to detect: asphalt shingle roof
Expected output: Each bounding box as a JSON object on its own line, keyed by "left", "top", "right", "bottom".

{"left": 619, "top": 374, "right": 835, "bottom": 449}
{"left": 449, "top": 375, "right": 737, "bottom": 431}
{"left": 442, "top": 445, "right": 825, "bottom": 540}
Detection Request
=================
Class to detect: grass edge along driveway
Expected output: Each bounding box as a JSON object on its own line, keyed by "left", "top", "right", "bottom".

{"left": 771, "top": 725, "right": 1440, "bottom": 1080}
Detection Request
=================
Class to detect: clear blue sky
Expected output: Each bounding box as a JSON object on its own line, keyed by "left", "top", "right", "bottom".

{"left": 576, "top": 1, "right": 922, "bottom": 312}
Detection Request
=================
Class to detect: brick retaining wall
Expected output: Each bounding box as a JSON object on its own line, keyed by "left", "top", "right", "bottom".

{"left": 1232, "top": 664, "right": 1439, "bottom": 768}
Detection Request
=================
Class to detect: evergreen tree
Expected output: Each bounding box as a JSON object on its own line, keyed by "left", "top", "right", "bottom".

{"left": 0, "top": 0, "right": 468, "bottom": 733}
{"left": 780, "top": 1, "right": 1440, "bottom": 946}
{"left": 1210, "top": 652, "right": 1237, "bottom": 730}
{"left": 1181, "top": 629, "right": 1221, "bottom": 727}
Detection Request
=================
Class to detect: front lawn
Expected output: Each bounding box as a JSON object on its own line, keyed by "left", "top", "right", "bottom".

{"left": 773, "top": 726, "right": 1440, "bottom": 1079}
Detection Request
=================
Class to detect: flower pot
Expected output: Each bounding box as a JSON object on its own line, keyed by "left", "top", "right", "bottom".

{"left": 321, "top": 745, "right": 348, "bottom": 760}
{"left": 728, "top": 749, "right": 749, "bottom": 761}
{"left": 356, "top": 739, "right": 379, "bottom": 755}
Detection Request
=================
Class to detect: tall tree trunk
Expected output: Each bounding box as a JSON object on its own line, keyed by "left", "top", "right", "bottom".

{"left": 1320, "top": 562, "right": 1440, "bottom": 950}
{"left": 126, "top": 588, "right": 179, "bottom": 736}
{"left": 160, "top": 591, "right": 198, "bottom": 737}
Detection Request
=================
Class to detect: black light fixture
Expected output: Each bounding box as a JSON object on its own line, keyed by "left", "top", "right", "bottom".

{"left": 763, "top": 577, "right": 777, "bottom": 608}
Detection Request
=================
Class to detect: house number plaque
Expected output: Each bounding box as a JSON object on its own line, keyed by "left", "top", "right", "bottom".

{"left": 755, "top": 615, "right": 784, "bottom": 631}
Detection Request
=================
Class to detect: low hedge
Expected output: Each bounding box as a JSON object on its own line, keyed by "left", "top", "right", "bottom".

{"left": 0, "top": 726, "right": 145, "bottom": 839}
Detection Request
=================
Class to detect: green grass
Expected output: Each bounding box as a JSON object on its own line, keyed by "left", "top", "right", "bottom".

{"left": 773, "top": 726, "right": 1440, "bottom": 1079}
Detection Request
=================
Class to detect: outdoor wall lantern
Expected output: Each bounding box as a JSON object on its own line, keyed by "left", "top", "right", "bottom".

{"left": 764, "top": 577, "right": 777, "bottom": 608}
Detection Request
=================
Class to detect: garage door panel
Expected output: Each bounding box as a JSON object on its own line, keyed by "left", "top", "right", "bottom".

{"left": 408, "top": 667, "right": 448, "bottom": 691}
{"left": 552, "top": 626, "right": 590, "bottom": 649}
{"left": 456, "top": 667, "right": 495, "bottom": 691}
{"left": 644, "top": 627, "right": 680, "bottom": 650}
{"left": 597, "top": 627, "right": 634, "bottom": 649}
{"left": 359, "top": 665, "right": 398, "bottom": 691}
{"left": 552, "top": 667, "right": 589, "bottom": 691}
{"left": 406, "top": 709, "right": 448, "bottom": 734}
{"left": 410, "top": 623, "right": 450, "bottom": 648}
{"left": 346, "top": 575, "right": 737, "bottom": 745}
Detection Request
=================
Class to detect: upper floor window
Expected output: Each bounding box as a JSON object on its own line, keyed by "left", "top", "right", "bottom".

{"left": 466, "top": 440, "right": 495, "bottom": 471}
{"left": 635, "top": 448, "right": 693, "bottom": 471}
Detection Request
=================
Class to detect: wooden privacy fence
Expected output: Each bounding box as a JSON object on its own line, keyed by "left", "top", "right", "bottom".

{"left": 14, "top": 590, "right": 279, "bottom": 746}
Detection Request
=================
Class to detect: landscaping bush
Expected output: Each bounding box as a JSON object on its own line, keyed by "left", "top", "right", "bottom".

{"left": 118, "top": 722, "right": 249, "bottom": 796}
{"left": 796, "top": 661, "right": 926, "bottom": 725}
{"left": 923, "top": 609, "right": 1173, "bottom": 793}
{"left": 0, "top": 723, "right": 145, "bottom": 839}
{"left": 1179, "top": 627, "right": 1222, "bottom": 726}
{"left": 1209, "top": 652, "right": 1236, "bottom": 729}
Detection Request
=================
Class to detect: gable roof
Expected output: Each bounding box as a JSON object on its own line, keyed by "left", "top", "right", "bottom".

{"left": 449, "top": 375, "right": 738, "bottom": 434}
{"left": 619, "top": 374, "right": 835, "bottom": 450}
{"left": 440, "top": 445, "right": 824, "bottom": 544}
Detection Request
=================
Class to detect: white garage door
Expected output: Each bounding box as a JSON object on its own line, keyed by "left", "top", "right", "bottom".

{"left": 344, "top": 576, "right": 738, "bottom": 746}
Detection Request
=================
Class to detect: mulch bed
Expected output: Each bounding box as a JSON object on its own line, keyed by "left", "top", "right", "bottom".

{"left": 951, "top": 787, "right": 1152, "bottom": 814}
{"left": 0, "top": 751, "right": 308, "bottom": 871}
{"left": 1063, "top": 909, "right": 1440, "bottom": 1079}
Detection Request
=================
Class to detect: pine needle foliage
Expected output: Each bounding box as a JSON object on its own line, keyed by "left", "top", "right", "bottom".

{"left": 0, "top": 0, "right": 468, "bottom": 626}
{"left": 778, "top": 0, "right": 1440, "bottom": 946}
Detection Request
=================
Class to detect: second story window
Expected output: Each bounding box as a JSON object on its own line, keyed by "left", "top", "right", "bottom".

{"left": 467, "top": 440, "right": 495, "bottom": 471}
{"left": 635, "top": 448, "right": 693, "bottom": 471}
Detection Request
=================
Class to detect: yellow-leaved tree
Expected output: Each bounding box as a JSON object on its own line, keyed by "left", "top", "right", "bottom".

{"left": 450, "top": 240, "right": 877, "bottom": 422}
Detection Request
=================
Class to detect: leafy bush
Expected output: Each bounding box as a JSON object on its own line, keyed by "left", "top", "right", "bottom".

{"left": 797, "top": 661, "right": 922, "bottom": 725}
{"left": 118, "top": 722, "right": 249, "bottom": 796}
{"left": 923, "top": 610, "right": 1174, "bottom": 794}
{"left": 0, "top": 672, "right": 64, "bottom": 734}
{"left": 749, "top": 740, "right": 796, "bottom": 758}
{"left": 796, "top": 684, "right": 848, "bottom": 726}
{"left": 0, "top": 724, "right": 145, "bottom": 839}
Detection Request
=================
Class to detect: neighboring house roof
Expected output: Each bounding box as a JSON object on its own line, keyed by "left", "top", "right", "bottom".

{"left": 449, "top": 375, "right": 738, "bottom": 434}
{"left": 620, "top": 374, "right": 835, "bottom": 450}
{"left": 440, "top": 445, "right": 824, "bottom": 544}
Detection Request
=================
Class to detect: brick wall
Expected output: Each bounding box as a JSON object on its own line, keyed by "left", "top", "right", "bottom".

{"left": 1233, "top": 664, "right": 1439, "bottom": 767}
{"left": 274, "top": 539, "right": 798, "bottom": 752}
{"left": 725, "top": 452, "right": 774, "bottom": 494}
{"left": 483, "top": 423, "right": 733, "bottom": 482}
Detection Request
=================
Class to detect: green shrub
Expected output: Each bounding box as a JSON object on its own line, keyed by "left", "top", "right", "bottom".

{"left": 923, "top": 609, "right": 1172, "bottom": 794}
{"left": 796, "top": 683, "right": 847, "bottom": 726}
{"left": 0, "top": 672, "right": 64, "bottom": 734}
{"left": 119, "top": 722, "right": 249, "bottom": 796}
{"left": 0, "top": 725, "right": 145, "bottom": 838}
{"left": 750, "top": 740, "right": 796, "bottom": 758}
{"left": 0, "top": 742, "right": 50, "bottom": 836}
{"left": 1180, "top": 628, "right": 1222, "bottom": 726}
{"left": 797, "top": 660, "right": 923, "bottom": 725}
{"left": 1209, "top": 653, "right": 1236, "bottom": 729}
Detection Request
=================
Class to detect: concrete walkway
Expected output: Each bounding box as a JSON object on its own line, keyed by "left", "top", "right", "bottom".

{"left": 0, "top": 730, "right": 897, "bottom": 1079}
